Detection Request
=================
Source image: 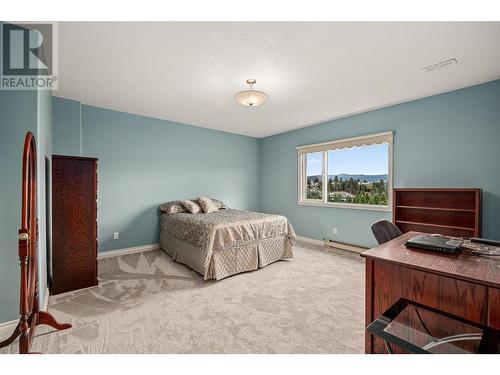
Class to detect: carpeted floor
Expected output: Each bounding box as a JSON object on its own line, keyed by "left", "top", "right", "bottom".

{"left": 0, "top": 241, "right": 365, "bottom": 354}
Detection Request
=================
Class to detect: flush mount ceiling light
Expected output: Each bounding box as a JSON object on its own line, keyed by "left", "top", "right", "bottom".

{"left": 234, "top": 79, "right": 268, "bottom": 107}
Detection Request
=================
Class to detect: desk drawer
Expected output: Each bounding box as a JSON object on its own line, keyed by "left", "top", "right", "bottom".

{"left": 373, "top": 261, "right": 488, "bottom": 324}
{"left": 370, "top": 261, "right": 488, "bottom": 353}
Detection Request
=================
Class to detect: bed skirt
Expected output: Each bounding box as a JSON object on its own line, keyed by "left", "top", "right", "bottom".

{"left": 160, "top": 232, "right": 293, "bottom": 280}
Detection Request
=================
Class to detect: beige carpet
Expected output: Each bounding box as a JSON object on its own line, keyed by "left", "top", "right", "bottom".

{"left": 0, "top": 241, "right": 365, "bottom": 354}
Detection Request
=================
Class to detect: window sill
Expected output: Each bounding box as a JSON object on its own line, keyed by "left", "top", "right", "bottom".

{"left": 298, "top": 200, "right": 392, "bottom": 212}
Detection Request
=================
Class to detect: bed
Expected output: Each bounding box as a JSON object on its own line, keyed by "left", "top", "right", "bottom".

{"left": 159, "top": 207, "right": 296, "bottom": 280}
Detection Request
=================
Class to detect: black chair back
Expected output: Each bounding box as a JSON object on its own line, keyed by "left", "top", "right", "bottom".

{"left": 371, "top": 220, "right": 403, "bottom": 245}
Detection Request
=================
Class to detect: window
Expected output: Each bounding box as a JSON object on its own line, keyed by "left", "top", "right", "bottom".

{"left": 298, "top": 131, "right": 393, "bottom": 210}
{"left": 305, "top": 152, "right": 323, "bottom": 200}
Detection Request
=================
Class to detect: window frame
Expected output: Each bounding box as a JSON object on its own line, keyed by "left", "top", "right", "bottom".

{"left": 297, "top": 131, "right": 393, "bottom": 211}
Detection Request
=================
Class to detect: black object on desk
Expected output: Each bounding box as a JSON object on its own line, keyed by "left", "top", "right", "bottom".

{"left": 367, "top": 298, "right": 500, "bottom": 354}
{"left": 405, "top": 234, "right": 463, "bottom": 254}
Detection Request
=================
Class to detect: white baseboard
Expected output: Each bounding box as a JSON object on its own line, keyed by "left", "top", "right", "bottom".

{"left": 97, "top": 243, "right": 159, "bottom": 260}
{"left": 296, "top": 235, "right": 325, "bottom": 247}
{"left": 42, "top": 286, "right": 50, "bottom": 311}
{"left": 296, "top": 235, "right": 368, "bottom": 254}
{"left": 324, "top": 239, "right": 368, "bottom": 254}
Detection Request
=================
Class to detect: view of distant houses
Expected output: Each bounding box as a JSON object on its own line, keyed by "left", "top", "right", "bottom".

{"left": 306, "top": 174, "right": 388, "bottom": 205}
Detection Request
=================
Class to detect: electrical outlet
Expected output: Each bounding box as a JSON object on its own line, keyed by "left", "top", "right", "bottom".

{"left": 113, "top": 232, "right": 119, "bottom": 240}
{"left": 333, "top": 227, "right": 338, "bottom": 235}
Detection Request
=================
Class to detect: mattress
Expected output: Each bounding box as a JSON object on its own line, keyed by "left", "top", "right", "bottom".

{"left": 159, "top": 209, "right": 296, "bottom": 280}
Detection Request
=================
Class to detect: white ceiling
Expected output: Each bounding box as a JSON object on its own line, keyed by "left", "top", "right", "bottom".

{"left": 56, "top": 22, "right": 500, "bottom": 138}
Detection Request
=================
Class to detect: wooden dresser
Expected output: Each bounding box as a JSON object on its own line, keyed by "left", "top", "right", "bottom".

{"left": 52, "top": 155, "right": 98, "bottom": 295}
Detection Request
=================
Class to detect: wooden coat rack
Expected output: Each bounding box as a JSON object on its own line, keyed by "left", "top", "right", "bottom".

{"left": 0, "top": 132, "right": 71, "bottom": 354}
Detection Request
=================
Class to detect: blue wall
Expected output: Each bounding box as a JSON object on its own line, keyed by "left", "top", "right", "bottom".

{"left": 0, "top": 90, "right": 52, "bottom": 323}
{"left": 0, "top": 90, "right": 38, "bottom": 323}
{"left": 53, "top": 97, "right": 81, "bottom": 156}
{"left": 53, "top": 99, "right": 260, "bottom": 251}
{"left": 0, "top": 23, "right": 53, "bottom": 323}
{"left": 259, "top": 80, "right": 500, "bottom": 247}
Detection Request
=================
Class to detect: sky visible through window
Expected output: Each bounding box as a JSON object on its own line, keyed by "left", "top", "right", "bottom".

{"left": 306, "top": 152, "right": 322, "bottom": 177}
{"left": 306, "top": 143, "right": 388, "bottom": 176}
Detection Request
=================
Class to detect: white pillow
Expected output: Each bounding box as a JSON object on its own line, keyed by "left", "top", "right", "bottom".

{"left": 180, "top": 199, "right": 202, "bottom": 214}
{"left": 197, "top": 197, "right": 219, "bottom": 213}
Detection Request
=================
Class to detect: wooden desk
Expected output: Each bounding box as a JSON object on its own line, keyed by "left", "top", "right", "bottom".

{"left": 361, "top": 231, "right": 500, "bottom": 354}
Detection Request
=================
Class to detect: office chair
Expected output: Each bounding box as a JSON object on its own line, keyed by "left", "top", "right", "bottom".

{"left": 371, "top": 220, "right": 403, "bottom": 245}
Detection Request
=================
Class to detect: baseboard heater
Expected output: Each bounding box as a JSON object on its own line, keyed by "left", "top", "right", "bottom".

{"left": 323, "top": 239, "right": 369, "bottom": 254}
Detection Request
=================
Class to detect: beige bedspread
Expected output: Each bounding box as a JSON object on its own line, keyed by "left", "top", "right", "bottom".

{"left": 160, "top": 209, "right": 296, "bottom": 278}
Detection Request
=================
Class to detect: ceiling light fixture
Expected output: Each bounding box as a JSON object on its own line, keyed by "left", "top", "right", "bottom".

{"left": 234, "top": 79, "right": 268, "bottom": 107}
